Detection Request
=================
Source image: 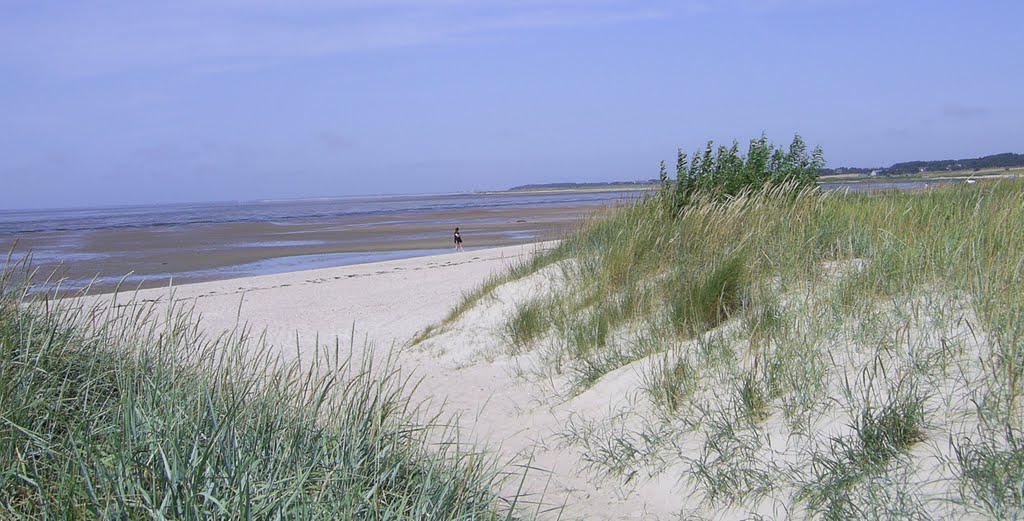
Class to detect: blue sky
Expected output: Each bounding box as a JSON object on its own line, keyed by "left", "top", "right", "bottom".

{"left": 1, "top": 0, "right": 1021, "bottom": 209}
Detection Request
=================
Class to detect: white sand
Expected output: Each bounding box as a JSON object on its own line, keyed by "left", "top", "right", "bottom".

{"left": 119, "top": 244, "right": 552, "bottom": 356}
{"left": 102, "top": 242, "right": 679, "bottom": 519}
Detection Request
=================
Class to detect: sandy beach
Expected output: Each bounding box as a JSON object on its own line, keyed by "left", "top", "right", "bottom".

{"left": 91, "top": 241, "right": 673, "bottom": 519}
{"left": 115, "top": 242, "right": 551, "bottom": 353}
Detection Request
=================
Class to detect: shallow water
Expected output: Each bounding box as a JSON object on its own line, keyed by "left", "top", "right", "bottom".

{"left": 1, "top": 190, "right": 644, "bottom": 294}
{"left": 819, "top": 179, "right": 964, "bottom": 192}
{"left": 0, "top": 191, "right": 642, "bottom": 235}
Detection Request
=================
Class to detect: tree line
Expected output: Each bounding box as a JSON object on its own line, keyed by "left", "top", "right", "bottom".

{"left": 824, "top": 152, "right": 1024, "bottom": 176}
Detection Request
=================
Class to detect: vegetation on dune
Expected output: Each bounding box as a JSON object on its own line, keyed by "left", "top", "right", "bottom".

{"left": 0, "top": 280, "right": 531, "bottom": 519}
{"left": 426, "top": 133, "right": 1024, "bottom": 518}
{"left": 660, "top": 133, "right": 822, "bottom": 210}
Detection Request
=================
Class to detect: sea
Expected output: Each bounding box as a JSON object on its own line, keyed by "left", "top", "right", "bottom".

{"left": 0, "top": 191, "right": 652, "bottom": 236}
{"left": 0, "top": 190, "right": 649, "bottom": 294}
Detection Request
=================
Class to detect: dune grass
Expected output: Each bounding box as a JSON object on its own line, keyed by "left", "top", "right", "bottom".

{"left": 434, "top": 179, "right": 1024, "bottom": 518}
{"left": 0, "top": 278, "right": 534, "bottom": 519}
{"left": 409, "top": 243, "right": 569, "bottom": 346}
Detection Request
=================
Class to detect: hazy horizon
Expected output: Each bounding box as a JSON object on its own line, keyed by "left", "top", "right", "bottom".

{"left": 0, "top": 184, "right": 651, "bottom": 213}
{"left": 3, "top": 0, "right": 1021, "bottom": 210}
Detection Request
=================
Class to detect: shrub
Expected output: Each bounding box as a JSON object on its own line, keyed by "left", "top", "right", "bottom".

{"left": 663, "top": 133, "right": 824, "bottom": 211}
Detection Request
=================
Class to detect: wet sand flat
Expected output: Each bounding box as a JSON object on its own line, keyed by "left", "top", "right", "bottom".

{"left": 6, "top": 202, "right": 619, "bottom": 293}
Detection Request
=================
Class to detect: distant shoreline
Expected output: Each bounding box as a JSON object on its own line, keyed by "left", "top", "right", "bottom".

{"left": 506, "top": 166, "right": 1024, "bottom": 194}
{"left": 491, "top": 184, "right": 659, "bottom": 196}
{"left": 821, "top": 166, "right": 1023, "bottom": 183}
{"left": 8, "top": 192, "right": 633, "bottom": 295}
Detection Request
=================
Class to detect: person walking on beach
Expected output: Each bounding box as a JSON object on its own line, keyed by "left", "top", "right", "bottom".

{"left": 454, "top": 227, "right": 464, "bottom": 252}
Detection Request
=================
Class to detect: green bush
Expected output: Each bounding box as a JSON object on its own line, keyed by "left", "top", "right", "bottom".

{"left": 664, "top": 133, "right": 824, "bottom": 211}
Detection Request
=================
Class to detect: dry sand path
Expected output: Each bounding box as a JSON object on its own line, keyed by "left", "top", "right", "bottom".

{"left": 122, "top": 243, "right": 548, "bottom": 351}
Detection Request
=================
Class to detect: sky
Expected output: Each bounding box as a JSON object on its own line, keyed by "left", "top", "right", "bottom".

{"left": 1, "top": 0, "right": 1021, "bottom": 209}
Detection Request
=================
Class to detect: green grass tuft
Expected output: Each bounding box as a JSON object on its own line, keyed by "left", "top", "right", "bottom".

{"left": 854, "top": 389, "right": 928, "bottom": 468}
{"left": 646, "top": 355, "right": 697, "bottom": 413}
{"left": 801, "top": 385, "right": 928, "bottom": 519}
{"left": 505, "top": 299, "right": 547, "bottom": 352}
{"left": 954, "top": 428, "right": 1024, "bottom": 518}
{"left": 738, "top": 373, "right": 770, "bottom": 424}
{"left": 670, "top": 254, "right": 749, "bottom": 337}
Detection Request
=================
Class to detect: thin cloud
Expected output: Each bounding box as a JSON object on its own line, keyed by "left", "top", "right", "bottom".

{"left": 0, "top": 1, "right": 664, "bottom": 76}
{"left": 686, "top": 0, "right": 856, "bottom": 15}
{"left": 943, "top": 104, "right": 991, "bottom": 121}
{"left": 318, "top": 131, "right": 353, "bottom": 151}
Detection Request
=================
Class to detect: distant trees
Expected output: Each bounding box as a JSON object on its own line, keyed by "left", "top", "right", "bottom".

{"left": 887, "top": 153, "right": 1024, "bottom": 175}
{"left": 660, "top": 134, "right": 824, "bottom": 210}
{"left": 823, "top": 152, "right": 1024, "bottom": 176}
{"left": 821, "top": 167, "right": 876, "bottom": 175}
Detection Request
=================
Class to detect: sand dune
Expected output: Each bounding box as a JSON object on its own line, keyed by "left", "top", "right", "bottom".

{"left": 82, "top": 239, "right": 991, "bottom": 519}
{"left": 100, "top": 242, "right": 672, "bottom": 518}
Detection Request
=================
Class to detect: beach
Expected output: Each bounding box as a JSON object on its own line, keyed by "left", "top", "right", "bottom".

{"left": 22, "top": 182, "right": 1023, "bottom": 519}
{"left": 3, "top": 191, "right": 652, "bottom": 515}
{"left": 78, "top": 242, "right": 611, "bottom": 517}
{"left": 111, "top": 242, "right": 550, "bottom": 353}
{"left": 4, "top": 2, "right": 1018, "bottom": 516}
{"left": 3, "top": 190, "right": 638, "bottom": 293}
{"left": 79, "top": 241, "right": 676, "bottom": 519}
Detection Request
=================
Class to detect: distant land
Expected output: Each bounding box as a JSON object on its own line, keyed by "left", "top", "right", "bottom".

{"left": 509, "top": 152, "right": 1024, "bottom": 191}
{"left": 508, "top": 180, "right": 659, "bottom": 191}
{"left": 823, "top": 152, "right": 1024, "bottom": 176}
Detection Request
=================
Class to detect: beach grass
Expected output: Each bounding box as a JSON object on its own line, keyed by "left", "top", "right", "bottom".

{"left": 0, "top": 276, "right": 533, "bottom": 519}
{"left": 409, "top": 241, "right": 570, "bottom": 345}
{"left": 435, "top": 179, "right": 1024, "bottom": 517}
